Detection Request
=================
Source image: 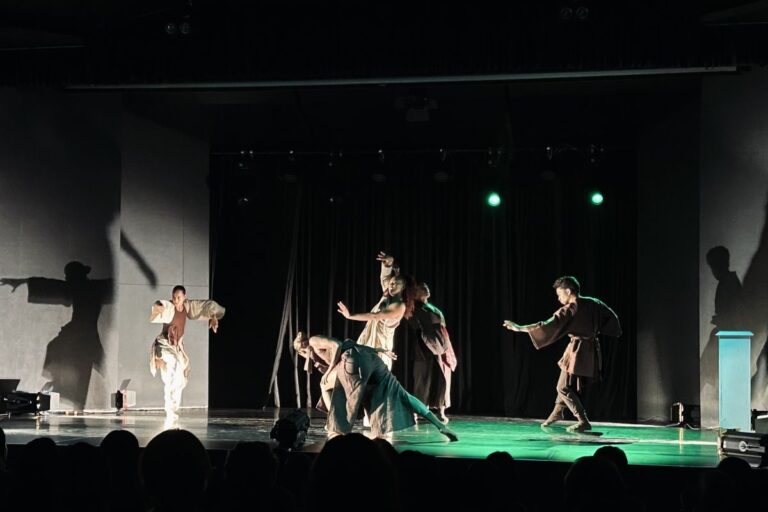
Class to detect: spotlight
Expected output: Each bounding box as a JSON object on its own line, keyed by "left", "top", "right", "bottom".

{"left": 559, "top": 6, "right": 573, "bottom": 21}
{"left": 486, "top": 192, "right": 501, "bottom": 207}
{"left": 378, "top": 149, "right": 385, "bottom": 163}
{"left": 439, "top": 148, "right": 447, "bottom": 163}
{"left": 575, "top": 6, "right": 590, "bottom": 20}
{"left": 590, "top": 191, "right": 604, "bottom": 205}
{"left": 165, "top": 22, "right": 178, "bottom": 35}
{"left": 288, "top": 150, "right": 296, "bottom": 163}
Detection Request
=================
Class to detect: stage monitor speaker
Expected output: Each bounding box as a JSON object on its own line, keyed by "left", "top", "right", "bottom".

{"left": 270, "top": 409, "right": 310, "bottom": 450}
{"left": 670, "top": 402, "right": 701, "bottom": 427}
{"left": 718, "top": 430, "right": 768, "bottom": 467}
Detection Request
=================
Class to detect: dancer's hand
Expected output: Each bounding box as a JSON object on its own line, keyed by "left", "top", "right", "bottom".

{"left": 209, "top": 317, "right": 219, "bottom": 333}
{"left": 376, "top": 251, "right": 394, "bottom": 267}
{"left": 0, "top": 278, "right": 26, "bottom": 292}
{"left": 503, "top": 320, "right": 524, "bottom": 332}
{"left": 151, "top": 302, "right": 165, "bottom": 320}
{"left": 337, "top": 301, "right": 351, "bottom": 319}
{"left": 382, "top": 350, "right": 397, "bottom": 360}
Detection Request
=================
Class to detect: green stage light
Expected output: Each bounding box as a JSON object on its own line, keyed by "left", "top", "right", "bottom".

{"left": 486, "top": 192, "right": 501, "bottom": 207}
{"left": 590, "top": 191, "right": 604, "bottom": 205}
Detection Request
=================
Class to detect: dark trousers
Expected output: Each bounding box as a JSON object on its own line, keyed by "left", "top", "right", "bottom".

{"left": 554, "top": 369, "right": 587, "bottom": 418}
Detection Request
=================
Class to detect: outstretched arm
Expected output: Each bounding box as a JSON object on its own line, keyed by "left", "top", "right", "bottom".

{"left": 503, "top": 320, "right": 540, "bottom": 333}
{"left": 185, "top": 299, "right": 226, "bottom": 333}
{"left": 338, "top": 301, "right": 405, "bottom": 322}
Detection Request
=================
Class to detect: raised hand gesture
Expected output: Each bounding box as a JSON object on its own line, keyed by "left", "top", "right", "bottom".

{"left": 376, "top": 251, "right": 395, "bottom": 267}
{"left": 337, "top": 301, "right": 351, "bottom": 319}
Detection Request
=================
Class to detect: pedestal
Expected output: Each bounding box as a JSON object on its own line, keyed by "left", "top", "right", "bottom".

{"left": 718, "top": 331, "right": 753, "bottom": 431}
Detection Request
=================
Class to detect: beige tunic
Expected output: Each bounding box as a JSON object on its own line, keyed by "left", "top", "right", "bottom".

{"left": 356, "top": 263, "right": 399, "bottom": 368}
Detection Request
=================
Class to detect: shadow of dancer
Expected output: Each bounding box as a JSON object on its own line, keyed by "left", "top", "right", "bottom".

{"left": 701, "top": 246, "right": 744, "bottom": 407}
{"left": 0, "top": 261, "right": 113, "bottom": 410}
{"left": 744, "top": 196, "right": 768, "bottom": 407}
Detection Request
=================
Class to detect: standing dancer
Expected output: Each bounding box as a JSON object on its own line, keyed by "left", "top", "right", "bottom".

{"left": 294, "top": 332, "right": 457, "bottom": 442}
{"left": 410, "top": 283, "right": 457, "bottom": 423}
{"left": 337, "top": 252, "right": 413, "bottom": 370}
{"left": 149, "top": 285, "right": 225, "bottom": 418}
{"left": 503, "top": 276, "right": 621, "bottom": 432}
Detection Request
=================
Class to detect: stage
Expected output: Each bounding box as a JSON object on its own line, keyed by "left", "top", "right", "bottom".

{"left": 0, "top": 409, "right": 721, "bottom": 468}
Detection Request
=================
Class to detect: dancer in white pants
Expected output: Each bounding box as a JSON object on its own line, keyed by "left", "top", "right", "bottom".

{"left": 149, "top": 285, "right": 225, "bottom": 418}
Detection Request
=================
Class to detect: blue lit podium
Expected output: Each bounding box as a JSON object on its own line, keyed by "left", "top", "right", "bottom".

{"left": 717, "top": 331, "right": 753, "bottom": 431}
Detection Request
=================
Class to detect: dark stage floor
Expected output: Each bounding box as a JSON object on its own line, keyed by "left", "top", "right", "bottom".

{"left": 0, "top": 409, "right": 721, "bottom": 467}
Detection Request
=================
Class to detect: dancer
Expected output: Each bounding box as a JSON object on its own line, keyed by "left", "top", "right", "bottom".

{"left": 149, "top": 285, "right": 225, "bottom": 418}
{"left": 293, "top": 332, "right": 333, "bottom": 412}
{"left": 410, "top": 282, "right": 457, "bottom": 423}
{"left": 336, "top": 252, "right": 412, "bottom": 370}
{"left": 294, "top": 332, "right": 457, "bottom": 441}
{"left": 503, "top": 276, "right": 621, "bottom": 432}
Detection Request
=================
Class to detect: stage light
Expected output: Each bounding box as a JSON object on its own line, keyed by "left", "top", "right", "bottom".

{"left": 486, "top": 192, "right": 501, "bottom": 207}
{"left": 270, "top": 409, "right": 310, "bottom": 450}
{"left": 590, "top": 191, "right": 604, "bottom": 205}
{"left": 165, "top": 22, "right": 178, "bottom": 35}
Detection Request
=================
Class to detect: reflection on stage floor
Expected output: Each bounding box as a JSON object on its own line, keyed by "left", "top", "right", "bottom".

{"left": 0, "top": 409, "right": 720, "bottom": 467}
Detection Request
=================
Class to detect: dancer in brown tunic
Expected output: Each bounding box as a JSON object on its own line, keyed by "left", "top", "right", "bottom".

{"left": 410, "top": 283, "right": 457, "bottom": 423}
{"left": 504, "top": 276, "right": 621, "bottom": 432}
{"left": 294, "top": 332, "right": 458, "bottom": 442}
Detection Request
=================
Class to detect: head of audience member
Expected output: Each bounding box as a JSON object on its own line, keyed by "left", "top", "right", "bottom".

{"left": 564, "top": 456, "right": 624, "bottom": 511}
{"left": 140, "top": 429, "right": 211, "bottom": 512}
{"left": 68, "top": 443, "right": 108, "bottom": 500}
{"left": 101, "top": 429, "right": 140, "bottom": 470}
{"left": 226, "top": 441, "right": 278, "bottom": 491}
{"left": 310, "top": 433, "right": 399, "bottom": 512}
{"left": 594, "top": 446, "right": 628, "bottom": 474}
{"left": 373, "top": 437, "right": 399, "bottom": 467}
{"left": 279, "top": 452, "right": 312, "bottom": 504}
{"left": 17, "top": 437, "right": 59, "bottom": 481}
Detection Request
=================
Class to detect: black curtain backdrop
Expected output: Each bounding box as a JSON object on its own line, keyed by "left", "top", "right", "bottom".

{"left": 210, "top": 151, "right": 637, "bottom": 421}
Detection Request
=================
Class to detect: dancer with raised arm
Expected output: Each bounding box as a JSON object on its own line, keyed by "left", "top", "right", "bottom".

{"left": 337, "top": 252, "right": 412, "bottom": 370}
{"left": 410, "top": 283, "right": 457, "bottom": 423}
{"left": 504, "top": 276, "right": 621, "bottom": 432}
{"left": 293, "top": 332, "right": 458, "bottom": 442}
{"left": 149, "top": 285, "right": 225, "bottom": 419}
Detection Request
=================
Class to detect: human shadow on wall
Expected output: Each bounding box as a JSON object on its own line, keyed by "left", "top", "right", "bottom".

{"left": 0, "top": 261, "right": 113, "bottom": 410}
{"left": 700, "top": 246, "right": 744, "bottom": 405}
{"left": 744, "top": 196, "right": 768, "bottom": 407}
{"left": 120, "top": 230, "right": 158, "bottom": 289}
